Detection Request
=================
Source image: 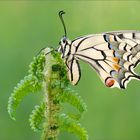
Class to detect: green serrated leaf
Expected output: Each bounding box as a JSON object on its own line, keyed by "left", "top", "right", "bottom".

{"left": 8, "top": 52, "right": 45, "bottom": 120}
{"left": 28, "top": 53, "right": 45, "bottom": 80}
{"left": 8, "top": 75, "right": 42, "bottom": 120}
{"left": 29, "top": 103, "right": 46, "bottom": 131}
{"left": 58, "top": 88, "right": 87, "bottom": 115}
{"left": 59, "top": 114, "right": 88, "bottom": 140}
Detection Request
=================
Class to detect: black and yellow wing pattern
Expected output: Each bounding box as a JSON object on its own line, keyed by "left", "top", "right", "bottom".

{"left": 66, "top": 31, "right": 140, "bottom": 88}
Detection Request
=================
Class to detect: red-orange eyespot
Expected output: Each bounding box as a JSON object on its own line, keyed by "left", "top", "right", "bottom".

{"left": 105, "top": 78, "right": 115, "bottom": 87}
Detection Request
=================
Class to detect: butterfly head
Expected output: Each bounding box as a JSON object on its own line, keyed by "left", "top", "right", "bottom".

{"left": 58, "top": 36, "right": 71, "bottom": 58}
{"left": 58, "top": 11, "right": 71, "bottom": 58}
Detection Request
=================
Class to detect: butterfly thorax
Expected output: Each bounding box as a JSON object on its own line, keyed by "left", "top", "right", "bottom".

{"left": 58, "top": 36, "right": 72, "bottom": 59}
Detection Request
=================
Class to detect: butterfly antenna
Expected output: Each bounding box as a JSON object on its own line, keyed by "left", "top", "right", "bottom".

{"left": 36, "top": 47, "right": 58, "bottom": 56}
{"left": 45, "top": 48, "right": 58, "bottom": 55}
{"left": 59, "top": 10, "right": 67, "bottom": 37}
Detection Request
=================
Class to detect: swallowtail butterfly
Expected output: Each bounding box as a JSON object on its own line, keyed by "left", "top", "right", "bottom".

{"left": 57, "top": 11, "right": 140, "bottom": 89}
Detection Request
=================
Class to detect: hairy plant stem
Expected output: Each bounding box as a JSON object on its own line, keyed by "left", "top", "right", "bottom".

{"left": 7, "top": 46, "right": 88, "bottom": 140}
{"left": 41, "top": 48, "right": 61, "bottom": 140}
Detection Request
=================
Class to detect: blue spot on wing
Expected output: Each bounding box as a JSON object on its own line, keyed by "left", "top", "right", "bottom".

{"left": 103, "top": 35, "right": 109, "bottom": 42}
{"left": 114, "top": 51, "right": 121, "bottom": 58}
{"left": 110, "top": 70, "right": 118, "bottom": 78}
{"left": 109, "top": 44, "right": 113, "bottom": 49}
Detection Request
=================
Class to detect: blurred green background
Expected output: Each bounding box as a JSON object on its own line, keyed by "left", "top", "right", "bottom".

{"left": 1, "top": 1, "right": 140, "bottom": 140}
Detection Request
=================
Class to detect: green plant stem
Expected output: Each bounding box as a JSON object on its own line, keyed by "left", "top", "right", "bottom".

{"left": 43, "top": 80, "right": 60, "bottom": 140}
{"left": 41, "top": 48, "right": 60, "bottom": 140}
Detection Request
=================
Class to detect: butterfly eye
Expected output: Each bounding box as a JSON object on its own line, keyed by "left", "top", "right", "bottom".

{"left": 63, "top": 39, "right": 66, "bottom": 44}
{"left": 62, "top": 36, "right": 67, "bottom": 44}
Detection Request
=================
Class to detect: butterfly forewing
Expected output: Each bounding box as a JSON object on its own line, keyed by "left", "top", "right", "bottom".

{"left": 67, "top": 58, "right": 81, "bottom": 85}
